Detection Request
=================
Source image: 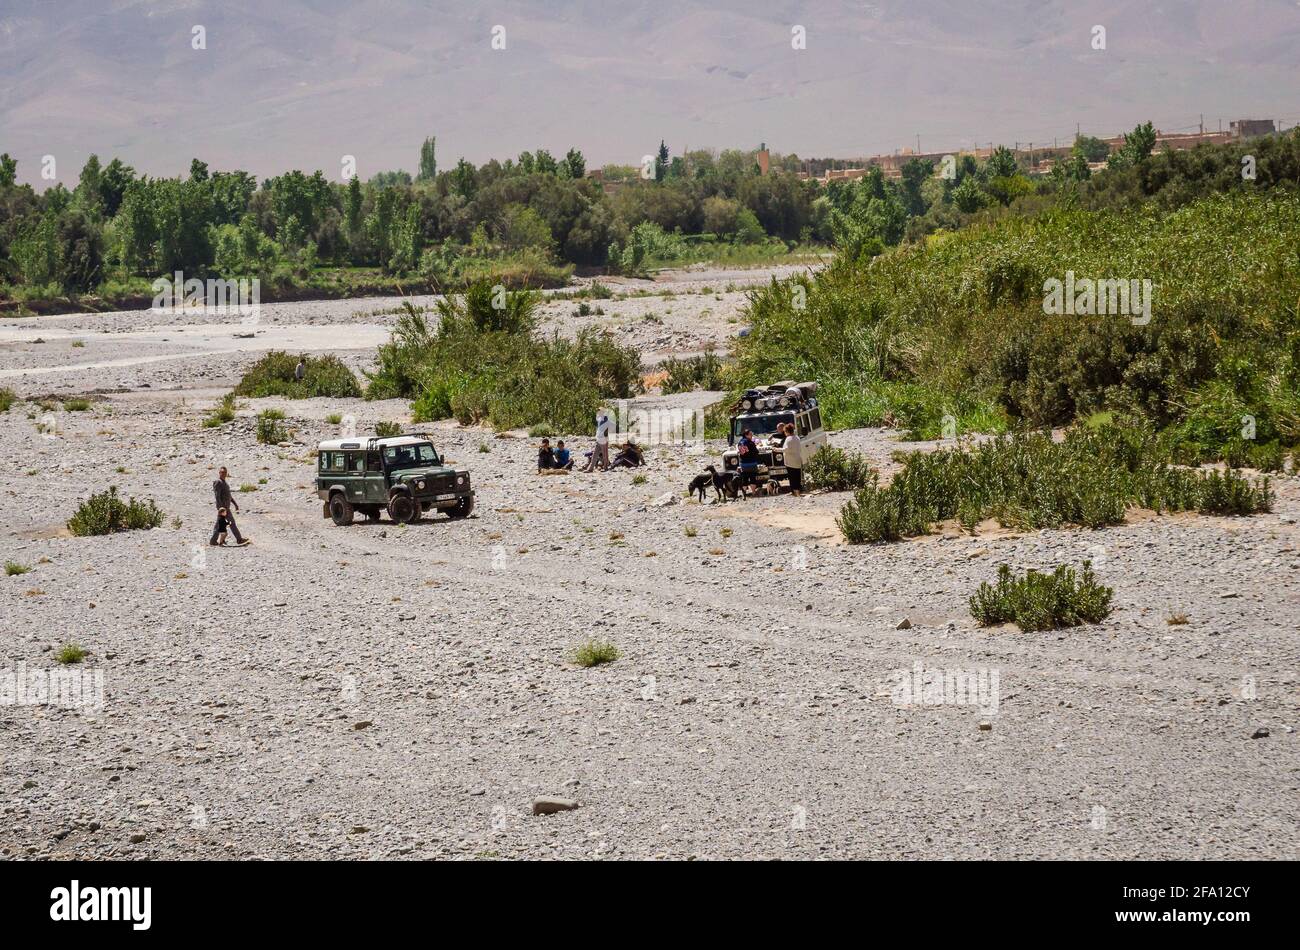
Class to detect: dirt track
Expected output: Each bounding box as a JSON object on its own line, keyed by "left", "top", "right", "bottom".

{"left": 1, "top": 265, "right": 1296, "bottom": 860}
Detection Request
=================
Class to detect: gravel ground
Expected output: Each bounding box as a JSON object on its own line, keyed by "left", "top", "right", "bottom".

{"left": 1, "top": 264, "right": 1296, "bottom": 861}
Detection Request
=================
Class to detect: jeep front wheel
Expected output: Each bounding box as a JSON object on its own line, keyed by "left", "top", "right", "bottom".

{"left": 387, "top": 492, "right": 418, "bottom": 524}
{"left": 329, "top": 494, "right": 354, "bottom": 526}
{"left": 447, "top": 495, "right": 475, "bottom": 519}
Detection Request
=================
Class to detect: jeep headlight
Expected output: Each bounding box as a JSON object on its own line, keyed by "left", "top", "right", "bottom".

{"left": 456, "top": 475, "right": 465, "bottom": 486}
{"left": 415, "top": 479, "right": 426, "bottom": 490}
{"left": 774, "top": 453, "right": 784, "bottom": 464}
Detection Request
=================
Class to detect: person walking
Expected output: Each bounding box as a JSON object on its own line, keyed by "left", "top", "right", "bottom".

{"left": 210, "top": 466, "right": 250, "bottom": 546}
{"left": 294, "top": 357, "right": 306, "bottom": 383}
{"left": 783, "top": 423, "right": 804, "bottom": 496}
{"left": 581, "top": 410, "right": 611, "bottom": 472}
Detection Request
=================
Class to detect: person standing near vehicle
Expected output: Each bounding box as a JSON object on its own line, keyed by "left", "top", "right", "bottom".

{"left": 737, "top": 428, "right": 760, "bottom": 495}
{"left": 783, "top": 423, "right": 804, "bottom": 496}
{"left": 210, "top": 466, "right": 250, "bottom": 546}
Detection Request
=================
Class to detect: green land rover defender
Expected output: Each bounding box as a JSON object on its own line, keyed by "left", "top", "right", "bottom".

{"left": 316, "top": 434, "right": 475, "bottom": 525}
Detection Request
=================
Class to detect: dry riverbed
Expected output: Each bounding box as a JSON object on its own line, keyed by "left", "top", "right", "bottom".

{"left": 1, "top": 265, "right": 1296, "bottom": 860}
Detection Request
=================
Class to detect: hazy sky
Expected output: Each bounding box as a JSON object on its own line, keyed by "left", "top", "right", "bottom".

{"left": 2, "top": 0, "right": 1299, "bottom": 186}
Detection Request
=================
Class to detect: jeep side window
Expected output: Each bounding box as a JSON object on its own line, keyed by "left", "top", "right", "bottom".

{"left": 810, "top": 408, "right": 822, "bottom": 430}
{"left": 366, "top": 452, "right": 382, "bottom": 472}
{"left": 322, "top": 451, "right": 343, "bottom": 472}
{"left": 798, "top": 413, "right": 811, "bottom": 436}
{"left": 347, "top": 452, "right": 364, "bottom": 473}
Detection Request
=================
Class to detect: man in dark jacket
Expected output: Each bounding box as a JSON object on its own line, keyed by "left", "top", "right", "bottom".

{"left": 210, "top": 467, "right": 250, "bottom": 546}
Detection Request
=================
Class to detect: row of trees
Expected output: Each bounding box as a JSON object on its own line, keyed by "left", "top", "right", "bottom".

{"left": 6, "top": 122, "right": 1291, "bottom": 298}
{"left": 0, "top": 138, "right": 824, "bottom": 296}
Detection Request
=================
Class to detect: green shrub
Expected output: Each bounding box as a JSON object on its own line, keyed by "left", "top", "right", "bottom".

{"left": 836, "top": 423, "right": 1271, "bottom": 544}
{"left": 370, "top": 282, "right": 641, "bottom": 432}
{"left": 67, "top": 487, "right": 165, "bottom": 536}
{"left": 203, "top": 393, "right": 238, "bottom": 428}
{"left": 325, "top": 412, "right": 343, "bottom": 425}
{"left": 804, "top": 445, "right": 875, "bottom": 492}
{"left": 571, "top": 639, "right": 621, "bottom": 667}
{"left": 970, "top": 562, "right": 1114, "bottom": 631}
{"left": 661, "top": 350, "right": 728, "bottom": 393}
{"left": 55, "top": 644, "right": 87, "bottom": 665}
{"left": 374, "top": 420, "right": 403, "bottom": 438}
{"left": 234, "top": 351, "right": 361, "bottom": 399}
{"left": 256, "top": 409, "right": 289, "bottom": 444}
{"left": 62, "top": 398, "right": 91, "bottom": 412}
{"left": 5, "top": 561, "right": 32, "bottom": 576}
{"left": 0, "top": 388, "right": 15, "bottom": 412}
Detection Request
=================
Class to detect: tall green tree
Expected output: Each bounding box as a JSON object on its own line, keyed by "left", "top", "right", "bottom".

{"left": 564, "top": 148, "right": 586, "bottom": 179}
{"left": 418, "top": 136, "right": 438, "bottom": 181}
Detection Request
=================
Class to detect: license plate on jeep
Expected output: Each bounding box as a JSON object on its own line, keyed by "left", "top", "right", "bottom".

{"left": 436, "top": 493, "right": 457, "bottom": 501}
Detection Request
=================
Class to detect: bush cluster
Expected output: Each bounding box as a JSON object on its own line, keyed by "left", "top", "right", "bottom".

{"left": 367, "top": 285, "right": 641, "bottom": 433}
{"left": 803, "top": 445, "right": 875, "bottom": 492}
{"left": 661, "top": 350, "right": 727, "bottom": 394}
{"left": 970, "top": 562, "right": 1114, "bottom": 631}
{"left": 233, "top": 351, "right": 361, "bottom": 399}
{"left": 67, "top": 487, "right": 164, "bottom": 536}
{"left": 836, "top": 424, "right": 1272, "bottom": 544}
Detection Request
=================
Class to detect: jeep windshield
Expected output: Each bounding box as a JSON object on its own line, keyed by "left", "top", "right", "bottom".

{"left": 383, "top": 442, "right": 441, "bottom": 469}
{"left": 733, "top": 413, "right": 794, "bottom": 441}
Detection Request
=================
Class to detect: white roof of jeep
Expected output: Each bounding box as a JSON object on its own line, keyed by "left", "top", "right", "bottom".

{"left": 317, "top": 435, "right": 431, "bottom": 451}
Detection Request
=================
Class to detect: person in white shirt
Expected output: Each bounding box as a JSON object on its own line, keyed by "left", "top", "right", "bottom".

{"left": 582, "top": 410, "right": 611, "bottom": 471}
{"left": 782, "top": 423, "right": 804, "bottom": 496}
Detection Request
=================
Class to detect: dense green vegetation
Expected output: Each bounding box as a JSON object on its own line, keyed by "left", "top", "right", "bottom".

{"left": 803, "top": 445, "right": 876, "bottom": 492}
{"left": 67, "top": 487, "right": 165, "bottom": 536}
{"left": 366, "top": 287, "right": 642, "bottom": 433}
{"left": 738, "top": 127, "right": 1300, "bottom": 465}
{"left": 233, "top": 351, "right": 361, "bottom": 399}
{"left": 836, "top": 425, "right": 1272, "bottom": 544}
{"left": 660, "top": 350, "right": 726, "bottom": 394}
{"left": 970, "top": 563, "right": 1114, "bottom": 632}
{"left": 1, "top": 140, "right": 825, "bottom": 310}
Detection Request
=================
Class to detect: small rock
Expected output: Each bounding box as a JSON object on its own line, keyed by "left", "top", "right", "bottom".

{"left": 1251, "top": 727, "right": 1270, "bottom": 739}
{"left": 531, "top": 796, "right": 579, "bottom": 815}
{"left": 896, "top": 618, "right": 912, "bottom": 630}
{"left": 353, "top": 721, "right": 372, "bottom": 730}
{"left": 129, "top": 833, "right": 147, "bottom": 844}
{"left": 978, "top": 721, "right": 993, "bottom": 731}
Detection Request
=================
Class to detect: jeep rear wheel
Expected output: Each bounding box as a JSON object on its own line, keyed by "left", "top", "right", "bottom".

{"left": 387, "top": 492, "right": 418, "bottom": 524}
{"left": 447, "top": 494, "right": 475, "bottom": 519}
{"left": 329, "top": 494, "right": 354, "bottom": 526}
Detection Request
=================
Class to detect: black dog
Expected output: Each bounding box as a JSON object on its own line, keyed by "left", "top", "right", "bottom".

{"left": 688, "top": 468, "right": 714, "bottom": 502}
{"left": 713, "top": 466, "right": 746, "bottom": 501}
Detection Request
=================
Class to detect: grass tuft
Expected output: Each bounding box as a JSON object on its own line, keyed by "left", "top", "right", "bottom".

{"left": 571, "top": 639, "right": 621, "bottom": 667}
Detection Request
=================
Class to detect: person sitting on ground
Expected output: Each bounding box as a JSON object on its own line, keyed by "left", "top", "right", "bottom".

{"left": 612, "top": 439, "right": 644, "bottom": 469}
{"left": 552, "top": 440, "right": 573, "bottom": 471}
{"left": 537, "top": 438, "right": 556, "bottom": 473}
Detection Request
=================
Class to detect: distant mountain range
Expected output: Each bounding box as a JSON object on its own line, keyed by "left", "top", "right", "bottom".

{"left": 2, "top": 0, "right": 1298, "bottom": 186}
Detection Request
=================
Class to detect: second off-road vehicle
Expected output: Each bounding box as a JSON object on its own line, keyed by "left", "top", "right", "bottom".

{"left": 316, "top": 434, "right": 475, "bottom": 525}
{"left": 722, "top": 381, "right": 826, "bottom": 490}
